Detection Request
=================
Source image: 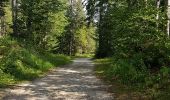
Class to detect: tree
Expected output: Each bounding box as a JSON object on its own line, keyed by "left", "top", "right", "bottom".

{"left": 57, "top": 0, "right": 95, "bottom": 55}
{"left": 0, "top": 0, "right": 8, "bottom": 36}
{"left": 167, "top": 0, "right": 170, "bottom": 37}
{"left": 156, "top": 0, "right": 161, "bottom": 29}
{"left": 12, "top": 0, "right": 18, "bottom": 36}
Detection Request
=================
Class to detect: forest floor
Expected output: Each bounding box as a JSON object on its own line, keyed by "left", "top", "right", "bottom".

{"left": 1, "top": 58, "right": 114, "bottom": 100}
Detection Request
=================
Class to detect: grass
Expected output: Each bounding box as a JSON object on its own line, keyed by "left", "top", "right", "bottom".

{"left": 95, "top": 58, "right": 170, "bottom": 100}
{"left": 0, "top": 37, "right": 71, "bottom": 88}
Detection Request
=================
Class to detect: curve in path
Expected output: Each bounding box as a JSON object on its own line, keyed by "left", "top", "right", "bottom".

{"left": 3, "top": 58, "right": 114, "bottom": 100}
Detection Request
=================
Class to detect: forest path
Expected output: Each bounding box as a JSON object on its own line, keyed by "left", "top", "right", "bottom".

{"left": 2, "top": 58, "right": 114, "bottom": 100}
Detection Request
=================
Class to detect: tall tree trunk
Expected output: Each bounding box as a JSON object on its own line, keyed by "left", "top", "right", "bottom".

{"left": 69, "top": 0, "right": 72, "bottom": 56}
{"left": 167, "top": 20, "right": 170, "bottom": 37}
{"left": 97, "top": 5, "right": 106, "bottom": 58}
{"left": 167, "top": 0, "right": 170, "bottom": 37}
{"left": 0, "top": 1, "right": 4, "bottom": 36}
{"left": 12, "top": 0, "right": 18, "bottom": 36}
{"left": 26, "top": 0, "right": 33, "bottom": 36}
{"left": 69, "top": 0, "right": 74, "bottom": 56}
{"left": 156, "top": 0, "right": 161, "bottom": 30}
{"left": 0, "top": 17, "right": 2, "bottom": 36}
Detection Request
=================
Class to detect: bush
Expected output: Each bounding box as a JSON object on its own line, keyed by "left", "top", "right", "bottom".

{"left": 0, "top": 37, "right": 71, "bottom": 87}
{"left": 95, "top": 57, "right": 170, "bottom": 98}
{"left": 107, "top": 56, "right": 148, "bottom": 86}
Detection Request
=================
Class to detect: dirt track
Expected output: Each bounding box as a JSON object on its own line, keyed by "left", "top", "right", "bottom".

{"left": 2, "top": 58, "right": 114, "bottom": 100}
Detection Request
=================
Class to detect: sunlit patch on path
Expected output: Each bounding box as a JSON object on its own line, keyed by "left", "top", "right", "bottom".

{"left": 2, "top": 58, "right": 114, "bottom": 100}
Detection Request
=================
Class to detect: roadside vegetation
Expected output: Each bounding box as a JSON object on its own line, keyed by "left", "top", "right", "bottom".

{"left": 95, "top": 58, "right": 170, "bottom": 99}
{"left": 0, "top": 37, "right": 71, "bottom": 87}
{"left": 0, "top": 0, "right": 94, "bottom": 87}
{"left": 85, "top": 0, "right": 170, "bottom": 99}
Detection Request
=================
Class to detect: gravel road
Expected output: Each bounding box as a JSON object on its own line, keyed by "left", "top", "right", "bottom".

{"left": 2, "top": 58, "right": 114, "bottom": 100}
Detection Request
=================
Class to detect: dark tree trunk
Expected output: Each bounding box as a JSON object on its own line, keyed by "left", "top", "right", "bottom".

{"left": 0, "top": 1, "right": 6, "bottom": 36}
{"left": 12, "top": 0, "right": 18, "bottom": 36}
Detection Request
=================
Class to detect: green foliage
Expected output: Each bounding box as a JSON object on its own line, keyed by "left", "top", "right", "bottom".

{"left": 1, "top": 0, "right": 96, "bottom": 56}
{"left": 86, "top": 0, "right": 169, "bottom": 66}
{"left": 96, "top": 57, "right": 148, "bottom": 86}
{"left": 57, "top": 1, "right": 96, "bottom": 55}
{"left": 95, "top": 57, "right": 170, "bottom": 98}
{"left": 87, "top": 1, "right": 170, "bottom": 97}
{"left": 0, "top": 37, "right": 71, "bottom": 87}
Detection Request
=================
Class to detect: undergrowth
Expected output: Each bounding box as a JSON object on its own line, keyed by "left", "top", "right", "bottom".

{"left": 95, "top": 57, "right": 170, "bottom": 100}
{"left": 0, "top": 37, "right": 71, "bottom": 87}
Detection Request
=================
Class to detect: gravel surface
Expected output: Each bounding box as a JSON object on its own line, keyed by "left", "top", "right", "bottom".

{"left": 2, "top": 58, "right": 114, "bottom": 100}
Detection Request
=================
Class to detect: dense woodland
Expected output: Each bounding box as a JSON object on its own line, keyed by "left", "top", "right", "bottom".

{"left": 87, "top": 0, "right": 170, "bottom": 98}
{"left": 0, "top": 0, "right": 95, "bottom": 54}
{"left": 0, "top": 0, "right": 170, "bottom": 99}
{"left": 0, "top": 0, "right": 95, "bottom": 87}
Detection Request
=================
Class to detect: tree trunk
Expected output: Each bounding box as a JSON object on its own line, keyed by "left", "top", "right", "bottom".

{"left": 167, "top": 20, "right": 170, "bottom": 37}
{"left": 156, "top": 0, "right": 161, "bottom": 20}
{"left": 167, "top": 0, "right": 170, "bottom": 37}
{"left": 0, "top": 1, "right": 4, "bottom": 36}
{"left": 0, "top": 17, "right": 2, "bottom": 36}
{"left": 12, "top": 0, "right": 18, "bottom": 36}
{"left": 69, "top": 0, "right": 74, "bottom": 56}
{"left": 156, "top": 0, "right": 161, "bottom": 30}
{"left": 26, "top": 0, "right": 33, "bottom": 36}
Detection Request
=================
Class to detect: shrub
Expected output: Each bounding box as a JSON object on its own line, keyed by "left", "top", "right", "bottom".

{"left": 0, "top": 37, "right": 71, "bottom": 87}
{"left": 95, "top": 57, "right": 170, "bottom": 98}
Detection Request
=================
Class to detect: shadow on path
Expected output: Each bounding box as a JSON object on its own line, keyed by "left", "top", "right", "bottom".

{"left": 3, "top": 58, "right": 114, "bottom": 100}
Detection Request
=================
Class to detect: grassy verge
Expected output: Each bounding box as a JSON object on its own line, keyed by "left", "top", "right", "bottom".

{"left": 95, "top": 58, "right": 170, "bottom": 100}
{"left": 0, "top": 37, "right": 71, "bottom": 88}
